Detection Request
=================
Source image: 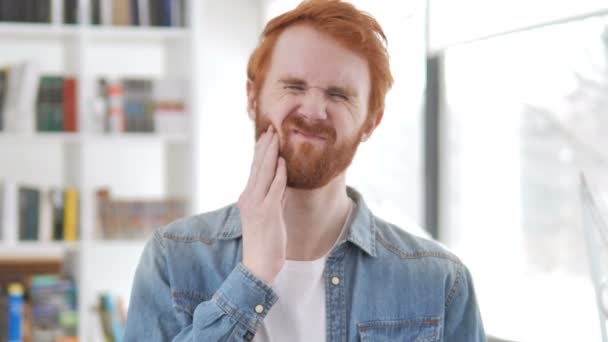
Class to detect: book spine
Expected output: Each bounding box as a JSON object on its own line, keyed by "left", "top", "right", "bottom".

{"left": 107, "top": 80, "right": 124, "bottom": 133}
{"left": 7, "top": 283, "right": 24, "bottom": 342}
{"left": 161, "top": 0, "right": 170, "bottom": 26}
{"left": 130, "top": 0, "right": 139, "bottom": 25}
{"left": 18, "top": 186, "right": 40, "bottom": 241}
{"left": 137, "top": 0, "right": 149, "bottom": 26}
{"left": 36, "top": 76, "right": 50, "bottom": 131}
{"left": 63, "top": 77, "right": 77, "bottom": 132}
{"left": 91, "top": 0, "right": 101, "bottom": 25}
{"left": 38, "top": 188, "right": 52, "bottom": 242}
{"left": 101, "top": 0, "right": 112, "bottom": 26}
{"left": 1, "top": 180, "right": 18, "bottom": 244}
{"left": 54, "top": 77, "right": 65, "bottom": 131}
{"left": 0, "top": 68, "right": 7, "bottom": 131}
{"left": 63, "top": 188, "right": 78, "bottom": 241}
{"left": 51, "top": 188, "right": 64, "bottom": 241}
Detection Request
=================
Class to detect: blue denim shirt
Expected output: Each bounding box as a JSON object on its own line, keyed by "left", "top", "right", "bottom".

{"left": 124, "top": 187, "right": 486, "bottom": 341}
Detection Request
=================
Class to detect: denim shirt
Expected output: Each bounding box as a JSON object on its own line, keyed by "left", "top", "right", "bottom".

{"left": 124, "top": 187, "right": 486, "bottom": 341}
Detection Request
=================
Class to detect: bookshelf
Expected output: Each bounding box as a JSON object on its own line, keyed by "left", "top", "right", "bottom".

{"left": 0, "top": 0, "right": 201, "bottom": 340}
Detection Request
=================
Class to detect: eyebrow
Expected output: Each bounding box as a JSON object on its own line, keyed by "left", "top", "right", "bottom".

{"left": 278, "top": 77, "right": 358, "bottom": 98}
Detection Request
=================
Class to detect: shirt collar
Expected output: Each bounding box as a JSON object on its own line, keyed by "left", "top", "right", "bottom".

{"left": 219, "top": 186, "right": 377, "bottom": 258}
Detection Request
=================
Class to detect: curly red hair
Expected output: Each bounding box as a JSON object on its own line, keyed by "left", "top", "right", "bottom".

{"left": 247, "top": 0, "right": 393, "bottom": 118}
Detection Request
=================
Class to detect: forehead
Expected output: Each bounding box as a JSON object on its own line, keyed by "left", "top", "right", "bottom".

{"left": 267, "top": 24, "right": 370, "bottom": 91}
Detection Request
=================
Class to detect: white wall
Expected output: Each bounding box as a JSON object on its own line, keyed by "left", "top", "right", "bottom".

{"left": 429, "top": 0, "right": 608, "bottom": 50}
{"left": 194, "top": 0, "right": 263, "bottom": 213}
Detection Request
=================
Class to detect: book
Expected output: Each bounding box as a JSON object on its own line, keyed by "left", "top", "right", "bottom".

{"left": 64, "top": 0, "right": 79, "bottom": 24}
{"left": 36, "top": 75, "right": 66, "bottom": 132}
{"left": 91, "top": 0, "right": 101, "bottom": 25}
{"left": 63, "top": 188, "right": 78, "bottom": 241}
{"left": 3, "top": 61, "right": 40, "bottom": 133}
{"left": 7, "top": 283, "right": 24, "bottom": 342}
{"left": 28, "top": 275, "right": 78, "bottom": 339}
{"left": 123, "top": 78, "right": 153, "bottom": 132}
{"left": 130, "top": 0, "right": 139, "bottom": 25}
{"left": 50, "top": 188, "right": 64, "bottom": 241}
{"left": 0, "top": 0, "right": 51, "bottom": 23}
{"left": 96, "top": 188, "right": 186, "bottom": 239}
{"left": 18, "top": 186, "right": 40, "bottom": 241}
{"left": 39, "top": 188, "right": 53, "bottom": 242}
{"left": 137, "top": 0, "right": 149, "bottom": 26}
{"left": 106, "top": 79, "right": 125, "bottom": 133}
{"left": 112, "top": 0, "right": 130, "bottom": 26}
{"left": 63, "top": 77, "right": 77, "bottom": 132}
{"left": 0, "top": 180, "right": 18, "bottom": 243}
{"left": 101, "top": 0, "right": 112, "bottom": 26}
{"left": 0, "top": 67, "right": 7, "bottom": 131}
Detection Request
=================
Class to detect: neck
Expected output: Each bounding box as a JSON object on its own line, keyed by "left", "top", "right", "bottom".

{"left": 282, "top": 173, "right": 352, "bottom": 261}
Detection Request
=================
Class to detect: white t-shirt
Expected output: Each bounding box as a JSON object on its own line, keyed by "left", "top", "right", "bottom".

{"left": 252, "top": 200, "right": 355, "bottom": 342}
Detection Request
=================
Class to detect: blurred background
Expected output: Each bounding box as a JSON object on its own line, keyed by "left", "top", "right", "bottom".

{"left": 0, "top": 0, "right": 607, "bottom": 341}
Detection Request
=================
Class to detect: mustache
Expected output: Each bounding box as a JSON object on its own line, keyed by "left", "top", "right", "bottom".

{"left": 284, "top": 115, "right": 336, "bottom": 141}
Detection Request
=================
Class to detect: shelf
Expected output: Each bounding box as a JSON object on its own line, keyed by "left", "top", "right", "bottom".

{"left": 0, "top": 23, "right": 79, "bottom": 39}
{"left": 0, "top": 241, "right": 80, "bottom": 259}
{"left": 0, "top": 132, "right": 190, "bottom": 144}
{"left": 0, "top": 23, "right": 190, "bottom": 42}
{"left": 86, "top": 26, "right": 191, "bottom": 42}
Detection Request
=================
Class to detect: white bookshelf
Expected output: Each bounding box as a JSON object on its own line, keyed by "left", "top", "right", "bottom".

{"left": 0, "top": 0, "right": 201, "bottom": 340}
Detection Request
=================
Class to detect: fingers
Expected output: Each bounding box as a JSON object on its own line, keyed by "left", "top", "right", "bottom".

{"left": 246, "top": 125, "right": 274, "bottom": 192}
{"left": 266, "top": 157, "right": 286, "bottom": 206}
{"left": 254, "top": 130, "right": 280, "bottom": 197}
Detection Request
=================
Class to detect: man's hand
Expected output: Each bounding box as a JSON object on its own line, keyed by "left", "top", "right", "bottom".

{"left": 238, "top": 124, "right": 287, "bottom": 285}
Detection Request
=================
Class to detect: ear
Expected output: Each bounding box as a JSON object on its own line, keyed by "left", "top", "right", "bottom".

{"left": 246, "top": 79, "right": 256, "bottom": 121}
{"left": 360, "top": 110, "right": 383, "bottom": 142}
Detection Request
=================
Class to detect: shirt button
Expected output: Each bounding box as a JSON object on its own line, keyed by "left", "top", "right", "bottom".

{"left": 255, "top": 304, "right": 265, "bottom": 313}
{"left": 331, "top": 276, "right": 340, "bottom": 285}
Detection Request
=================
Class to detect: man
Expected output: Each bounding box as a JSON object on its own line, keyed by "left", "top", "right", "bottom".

{"left": 124, "top": 1, "right": 486, "bottom": 341}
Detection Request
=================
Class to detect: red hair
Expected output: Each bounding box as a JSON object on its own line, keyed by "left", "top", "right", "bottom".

{"left": 247, "top": 0, "right": 393, "bottom": 118}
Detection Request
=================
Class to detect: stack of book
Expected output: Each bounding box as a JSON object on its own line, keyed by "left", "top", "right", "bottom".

{"left": 37, "top": 76, "right": 78, "bottom": 133}
{"left": 0, "top": 180, "right": 80, "bottom": 243}
{"left": 87, "top": 0, "right": 187, "bottom": 27}
{"left": 0, "top": 61, "right": 78, "bottom": 134}
{"left": 0, "top": 0, "right": 51, "bottom": 23}
{"left": 94, "top": 77, "right": 188, "bottom": 134}
{"left": 96, "top": 188, "right": 186, "bottom": 240}
{"left": 1, "top": 61, "right": 188, "bottom": 135}
{"left": 0, "top": 273, "right": 78, "bottom": 342}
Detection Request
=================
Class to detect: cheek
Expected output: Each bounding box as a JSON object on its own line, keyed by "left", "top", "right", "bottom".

{"left": 260, "top": 94, "right": 299, "bottom": 131}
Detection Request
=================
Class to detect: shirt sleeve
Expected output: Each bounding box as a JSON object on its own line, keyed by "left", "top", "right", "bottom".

{"left": 443, "top": 264, "right": 487, "bottom": 341}
{"left": 124, "top": 229, "right": 278, "bottom": 341}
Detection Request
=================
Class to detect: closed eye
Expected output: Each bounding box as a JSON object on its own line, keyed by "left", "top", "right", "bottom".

{"left": 328, "top": 91, "right": 349, "bottom": 101}
{"left": 284, "top": 85, "right": 306, "bottom": 91}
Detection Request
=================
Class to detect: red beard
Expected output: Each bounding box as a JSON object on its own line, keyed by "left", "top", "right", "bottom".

{"left": 255, "top": 110, "right": 364, "bottom": 189}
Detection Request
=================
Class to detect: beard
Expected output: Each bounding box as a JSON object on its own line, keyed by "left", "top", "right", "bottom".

{"left": 255, "top": 108, "right": 365, "bottom": 190}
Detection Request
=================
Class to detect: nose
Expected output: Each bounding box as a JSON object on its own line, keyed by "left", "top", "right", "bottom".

{"left": 298, "top": 87, "right": 327, "bottom": 121}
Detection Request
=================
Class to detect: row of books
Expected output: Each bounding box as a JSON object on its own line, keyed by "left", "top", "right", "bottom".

{"left": 85, "top": 0, "right": 187, "bottom": 27}
{"left": 0, "top": 62, "right": 77, "bottom": 133}
{"left": 0, "top": 0, "right": 51, "bottom": 23}
{"left": 0, "top": 0, "right": 187, "bottom": 27}
{"left": 0, "top": 274, "right": 78, "bottom": 342}
{"left": 95, "top": 77, "right": 188, "bottom": 134}
{"left": 0, "top": 181, "right": 80, "bottom": 243}
{"left": 0, "top": 60, "right": 189, "bottom": 134}
{"left": 96, "top": 188, "right": 186, "bottom": 240}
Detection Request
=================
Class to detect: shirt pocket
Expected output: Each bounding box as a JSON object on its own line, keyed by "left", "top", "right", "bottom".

{"left": 356, "top": 317, "right": 440, "bottom": 342}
